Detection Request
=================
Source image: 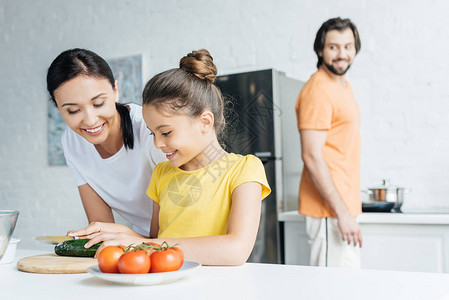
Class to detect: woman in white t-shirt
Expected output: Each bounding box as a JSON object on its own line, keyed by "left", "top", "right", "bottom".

{"left": 46, "top": 48, "right": 165, "bottom": 236}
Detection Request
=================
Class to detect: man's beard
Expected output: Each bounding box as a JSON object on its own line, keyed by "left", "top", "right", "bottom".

{"left": 324, "top": 60, "right": 351, "bottom": 76}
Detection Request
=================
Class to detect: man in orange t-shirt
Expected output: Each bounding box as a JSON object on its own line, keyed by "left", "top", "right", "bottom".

{"left": 296, "top": 17, "right": 362, "bottom": 268}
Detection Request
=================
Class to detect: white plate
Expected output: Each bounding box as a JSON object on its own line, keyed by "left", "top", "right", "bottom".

{"left": 87, "top": 261, "right": 201, "bottom": 285}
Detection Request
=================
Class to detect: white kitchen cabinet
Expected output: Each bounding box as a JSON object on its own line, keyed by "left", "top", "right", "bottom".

{"left": 279, "top": 211, "right": 449, "bottom": 273}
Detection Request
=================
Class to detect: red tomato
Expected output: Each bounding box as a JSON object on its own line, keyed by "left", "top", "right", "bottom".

{"left": 144, "top": 242, "right": 160, "bottom": 256}
{"left": 118, "top": 250, "right": 151, "bottom": 274}
{"left": 145, "top": 242, "right": 160, "bottom": 247}
{"left": 173, "top": 246, "right": 184, "bottom": 265}
{"left": 150, "top": 248, "right": 183, "bottom": 273}
{"left": 97, "top": 246, "right": 125, "bottom": 273}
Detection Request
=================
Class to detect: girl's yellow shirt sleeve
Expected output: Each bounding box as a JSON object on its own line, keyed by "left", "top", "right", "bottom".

{"left": 146, "top": 163, "right": 161, "bottom": 203}
{"left": 230, "top": 155, "right": 271, "bottom": 200}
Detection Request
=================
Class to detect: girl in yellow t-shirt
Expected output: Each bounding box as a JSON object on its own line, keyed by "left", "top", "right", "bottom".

{"left": 80, "top": 49, "right": 270, "bottom": 266}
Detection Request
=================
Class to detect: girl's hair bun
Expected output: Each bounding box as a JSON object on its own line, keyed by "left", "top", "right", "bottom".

{"left": 180, "top": 49, "right": 217, "bottom": 83}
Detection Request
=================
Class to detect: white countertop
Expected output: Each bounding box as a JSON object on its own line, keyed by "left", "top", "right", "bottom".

{"left": 278, "top": 210, "right": 449, "bottom": 225}
{"left": 2, "top": 249, "right": 449, "bottom": 300}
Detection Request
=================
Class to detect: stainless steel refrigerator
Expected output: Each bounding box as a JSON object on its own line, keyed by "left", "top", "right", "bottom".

{"left": 215, "top": 69, "right": 304, "bottom": 264}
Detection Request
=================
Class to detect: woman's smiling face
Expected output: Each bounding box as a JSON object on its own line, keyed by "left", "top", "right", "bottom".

{"left": 53, "top": 75, "right": 120, "bottom": 146}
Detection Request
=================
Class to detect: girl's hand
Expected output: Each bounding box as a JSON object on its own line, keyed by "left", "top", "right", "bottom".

{"left": 84, "top": 231, "right": 150, "bottom": 257}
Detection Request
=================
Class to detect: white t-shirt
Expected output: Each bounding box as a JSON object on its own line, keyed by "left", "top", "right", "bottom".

{"left": 61, "top": 103, "right": 166, "bottom": 235}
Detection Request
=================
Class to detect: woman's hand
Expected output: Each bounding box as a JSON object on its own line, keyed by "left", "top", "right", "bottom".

{"left": 67, "top": 222, "right": 149, "bottom": 256}
{"left": 67, "top": 222, "right": 144, "bottom": 243}
{"left": 67, "top": 222, "right": 136, "bottom": 237}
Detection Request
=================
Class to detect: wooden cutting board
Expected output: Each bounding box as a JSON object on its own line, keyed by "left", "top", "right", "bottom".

{"left": 17, "top": 254, "right": 97, "bottom": 274}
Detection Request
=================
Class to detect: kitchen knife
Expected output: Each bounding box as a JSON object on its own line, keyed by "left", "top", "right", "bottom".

{"left": 34, "top": 235, "right": 87, "bottom": 245}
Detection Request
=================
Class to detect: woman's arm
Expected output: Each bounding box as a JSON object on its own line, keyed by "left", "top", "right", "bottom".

{"left": 68, "top": 184, "right": 143, "bottom": 239}
{"left": 85, "top": 182, "right": 263, "bottom": 266}
{"left": 79, "top": 184, "right": 115, "bottom": 223}
{"left": 66, "top": 184, "right": 114, "bottom": 237}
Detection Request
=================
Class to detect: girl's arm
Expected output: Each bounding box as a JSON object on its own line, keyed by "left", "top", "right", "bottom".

{"left": 149, "top": 201, "right": 160, "bottom": 238}
{"left": 85, "top": 182, "right": 262, "bottom": 266}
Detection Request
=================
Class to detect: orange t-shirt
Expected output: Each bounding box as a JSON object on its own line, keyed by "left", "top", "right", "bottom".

{"left": 295, "top": 69, "right": 361, "bottom": 218}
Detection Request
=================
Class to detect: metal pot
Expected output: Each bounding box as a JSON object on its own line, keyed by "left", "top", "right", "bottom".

{"left": 394, "top": 187, "right": 409, "bottom": 213}
{"left": 362, "top": 179, "right": 410, "bottom": 212}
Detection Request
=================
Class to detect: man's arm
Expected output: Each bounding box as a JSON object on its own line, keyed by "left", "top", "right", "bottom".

{"left": 300, "top": 129, "right": 362, "bottom": 247}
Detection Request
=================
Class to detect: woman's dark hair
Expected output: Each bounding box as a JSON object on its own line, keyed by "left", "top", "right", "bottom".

{"left": 46, "top": 48, "right": 134, "bottom": 149}
{"left": 142, "top": 49, "right": 225, "bottom": 138}
{"left": 313, "top": 17, "right": 361, "bottom": 68}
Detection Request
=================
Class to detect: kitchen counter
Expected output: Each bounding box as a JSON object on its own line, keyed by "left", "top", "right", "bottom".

{"left": 280, "top": 210, "right": 449, "bottom": 273}
{"left": 279, "top": 210, "right": 449, "bottom": 224}
{"left": 2, "top": 249, "right": 449, "bottom": 299}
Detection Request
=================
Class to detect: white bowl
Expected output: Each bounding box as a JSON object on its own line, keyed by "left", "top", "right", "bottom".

{"left": 0, "top": 238, "right": 20, "bottom": 264}
{"left": 0, "top": 210, "right": 19, "bottom": 258}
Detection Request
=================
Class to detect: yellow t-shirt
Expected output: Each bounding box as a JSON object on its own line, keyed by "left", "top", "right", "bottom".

{"left": 295, "top": 69, "right": 361, "bottom": 218}
{"left": 147, "top": 153, "right": 271, "bottom": 238}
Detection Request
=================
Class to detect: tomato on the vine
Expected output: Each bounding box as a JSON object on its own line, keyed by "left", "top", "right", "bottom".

{"left": 150, "top": 246, "right": 183, "bottom": 273}
{"left": 144, "top": 242, "right": 160, "bottom": 256}
{"left": 145, "top": 242, "right": 160, "bottom": 247}
{"left": 173, "top": 246, "right": 184, "bottom": 265}
{"left": 118, "top": 249, "right": 151, "bottom": 274}
{"left": 97, "top": 245, "right": 125, "bottom": 273}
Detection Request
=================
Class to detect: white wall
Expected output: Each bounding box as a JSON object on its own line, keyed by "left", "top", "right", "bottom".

{"left": 1, "top": 0, "right": 449, "bottom": 249}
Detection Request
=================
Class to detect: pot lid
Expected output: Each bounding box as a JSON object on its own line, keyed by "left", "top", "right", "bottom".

{"left": 368, "top": 179, "right": 397, "bottom": 190}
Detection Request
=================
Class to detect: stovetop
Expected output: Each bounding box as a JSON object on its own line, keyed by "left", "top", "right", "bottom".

{"left": 402, "top": 210, "right": 449, "bottom": 214}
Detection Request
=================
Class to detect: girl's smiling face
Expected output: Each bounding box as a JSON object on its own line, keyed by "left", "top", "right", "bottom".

{"left": 142, "top": 104, "right": 217, "bottom": 171}
{"left": 53, "top": 75, "right": 120, "bottom": 147}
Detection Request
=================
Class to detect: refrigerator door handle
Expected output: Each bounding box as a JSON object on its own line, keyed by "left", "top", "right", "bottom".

{"left": 254, "top": 151, "right": 273, "bottom": 158}
{"left": 256, "top": 156, "right": 280, "bottom": 163}
{"left": 254, "top": 152, "right": 281, "bottom": 163}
